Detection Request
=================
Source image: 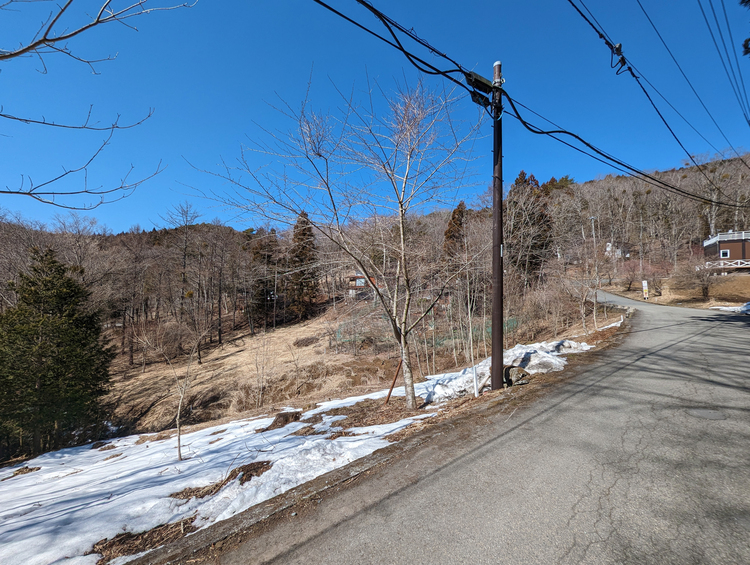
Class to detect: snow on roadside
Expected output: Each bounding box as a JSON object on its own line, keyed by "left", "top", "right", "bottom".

{"left": 710, "top": 302, "right": 750, "bottom": 314}
{"left": 0, "top": 336, "right": 600, "bottom": 565}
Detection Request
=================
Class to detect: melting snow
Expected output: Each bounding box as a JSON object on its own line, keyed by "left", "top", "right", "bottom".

{"left": 710, "top": 302, "right": 750, "bottom": 314}
{"left": 0, "top": 336, "right": 600, "bottom": 565}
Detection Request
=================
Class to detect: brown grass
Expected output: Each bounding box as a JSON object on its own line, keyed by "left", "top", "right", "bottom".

{"left": 104, "top": 295, "right": 627, "bottom": 453}
{"left": 169, "top": 461, "right": 273, "bottom": 500}
{"left": 90, "top": 518, "right": 198, "bottom": 564}
{"left": 610, "top": 272, "right": 750, "bottom": 308}
{"left": 1, "top": 466, "right": 40, "bottom": 481}
{"left": 91, "top": 461, "right": 273, "bottom": 563}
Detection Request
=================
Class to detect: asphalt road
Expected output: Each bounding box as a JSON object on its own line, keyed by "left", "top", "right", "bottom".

{"left": 212, "top": 294, "right": 750, "bottom": 565}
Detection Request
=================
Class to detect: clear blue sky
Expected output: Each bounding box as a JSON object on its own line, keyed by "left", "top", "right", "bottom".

{"left": 1, "top": 0, "right": 749, "bottom": 233}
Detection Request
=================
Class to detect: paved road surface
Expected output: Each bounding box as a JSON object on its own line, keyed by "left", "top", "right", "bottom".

{"left": 214, "top": 294, "right": 750, "bottom": 564}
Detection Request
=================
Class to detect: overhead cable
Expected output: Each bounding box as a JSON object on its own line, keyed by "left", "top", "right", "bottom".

{"left": 720, "top": 0, "right": 750, "bottom": 113}
{"left": 634, "top": 0, "right": 749, "bottom": 167}
{"left": 310, "top": 0, "right": 746, "bottom": 208}
{"left": 696, "top": 0, "right": 750, "bottom": 124}
{"left": 503, "top": 93, "right": 744, "bottom": 207}
{"left": 565, "top": 0, "right": 747, "bottom": 190}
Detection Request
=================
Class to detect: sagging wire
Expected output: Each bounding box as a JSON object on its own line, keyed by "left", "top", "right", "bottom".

{"left": 502, "top": 91, "right": 746, "bottom": 208}
{"left": 309, "top": 0, "right": 746, "bottom": 209}
{"left": 565, "top": 0, "right": 746, "bottom": 192}
{"left": 310, "top": 0, "right": 470, "bottom": 94}
{"left": 634, "top": 0, "right": 746, "bottom": 163}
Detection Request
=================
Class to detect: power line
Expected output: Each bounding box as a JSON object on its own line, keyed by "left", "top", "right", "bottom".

{"left": 504, "top": 93, "right": 745, "bottom": 207}
{"left": 309, "top": 0, "right": 470, "bottom": 94}
{"left": 697, "top": 0, "right": 750, "bottom": 124}
{"left": 708, "top": 0, "right": 750, "bottom": 117}
{"left": 720, "top": 0, "right": 750, "bottom": 113}
{"left": 309, "top": 0, "right": 746, "bottom": 208}
{"left": 354, "top": 0, "right": 467, "bottom": 74}
{"left": 634, "top": 0, "right": 750, "bottom": 167}
{"left": 564, "top": 0, "right": 745, "bottom": 192}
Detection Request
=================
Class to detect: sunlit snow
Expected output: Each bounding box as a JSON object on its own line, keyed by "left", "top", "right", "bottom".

{"left": 0, "top": 330, "right": 611, "bottom": 565}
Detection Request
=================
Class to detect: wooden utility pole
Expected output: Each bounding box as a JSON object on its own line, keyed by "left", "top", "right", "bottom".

{"left": 491, "top": 61, "right": 505, "bottom": 390}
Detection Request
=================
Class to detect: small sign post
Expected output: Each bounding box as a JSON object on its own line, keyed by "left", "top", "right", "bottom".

{"left": 642, "top": 280, "right": 649, "bottom": 300}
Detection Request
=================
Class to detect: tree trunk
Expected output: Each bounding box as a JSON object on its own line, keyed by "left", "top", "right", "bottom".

{"left": 176, "top": 394, "right": 183, "bottom": 461}
{"left": 218, "top": 269, "right": 223, "bottom": 345}
{"left": 400, "top": 336, "right": 417, "bottom": 409}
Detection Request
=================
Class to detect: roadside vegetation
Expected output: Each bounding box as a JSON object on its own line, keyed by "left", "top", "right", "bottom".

{"left": 1, "top": 130, "right": 748, "bottom": 464}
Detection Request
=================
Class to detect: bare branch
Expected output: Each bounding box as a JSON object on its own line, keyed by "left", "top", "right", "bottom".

{"left": 1, "top": 130, "right": 164, "bottom": 209}
{"left": 1, "top": 0, "right": 196, "bottom": 66}
{"left": 0, "top": 105, "right": 154, "bottom": 130}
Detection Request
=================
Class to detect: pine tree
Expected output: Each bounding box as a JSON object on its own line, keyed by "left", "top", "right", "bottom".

{"left": 443, "top": 201, "right": 467, "bottom": 259}
{"left": 287, "top": 212, "right": 319, "bottom": 321}
{"left": 248, "top": 228, "right": 280, "bottom": 331}
{"left": 505, "top": 171, "right": 555, "bottom": 288}
{"left": 0, "top": 249, "right": 113, "bottom": 457}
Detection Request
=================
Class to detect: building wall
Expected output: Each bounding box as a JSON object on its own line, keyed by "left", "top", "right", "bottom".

{"left": 718, "top": 241, "right": 749, "bottom": 260}
{"left": 705, "top": 243, "right": 719, "bottom": 259}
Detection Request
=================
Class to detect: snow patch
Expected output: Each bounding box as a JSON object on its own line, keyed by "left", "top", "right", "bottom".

{"left": 0, "top": 336, "right": 600, "bottom": 564}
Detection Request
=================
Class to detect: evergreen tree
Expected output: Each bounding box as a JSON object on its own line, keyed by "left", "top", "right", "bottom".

{"left": 0, "top": 249, "right": 113, "bottom": 457}
{"left": 287, "top": 212, "right": 319, "bottom": 320}
{"left": 248, "top": 228, "right": 280, "bottom": 330}
{"left": 443, "top": 201, "right": 467, "bottom": 259}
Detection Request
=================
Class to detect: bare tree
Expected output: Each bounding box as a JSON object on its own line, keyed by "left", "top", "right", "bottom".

{"left": 208, "top": 83, "right": 480, "bottom": 409}
{"left": 1, "top": 0, "right": 194, "bottom": 209}
{"left": 134, "top": 318, "right": 207, "bottom": 461}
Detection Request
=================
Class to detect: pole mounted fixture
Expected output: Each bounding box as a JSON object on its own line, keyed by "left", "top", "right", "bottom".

{"left": 466, "top": 71, "right": 494, "bottom": 94}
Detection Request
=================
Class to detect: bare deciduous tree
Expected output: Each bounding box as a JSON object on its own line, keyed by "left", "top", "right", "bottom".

{"left": 208, "top": 83, "right": 481, "bottom": 409}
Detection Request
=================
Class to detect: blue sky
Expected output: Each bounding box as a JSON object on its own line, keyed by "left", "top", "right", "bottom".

{"left": 1, "top": 0, "right": 749, "bottom": 233}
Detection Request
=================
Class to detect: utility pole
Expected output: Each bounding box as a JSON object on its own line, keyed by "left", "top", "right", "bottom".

{"left": 466, "top": 61, "right": 505, "bottom": 390}
{"left": 491, "top": 62, "right": 504, "bottom": 390}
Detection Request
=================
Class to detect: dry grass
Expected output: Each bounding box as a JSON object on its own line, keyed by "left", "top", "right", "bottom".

{"left": 91, "top": 461, "right": 273, "bottom": 564}
{"left": 90, "top": 518, "right": 198, "bottom": 565}
{"left": 169, "top": 461, "right": 272, "bottom": 501}
{"left": 1, "top": 466, "right": 40, "bottom": 481}
{"left": 106, "top": 305, "right": 445, "bottom": 435}
{"left": 610, "top": 272, "right": 750, "bottom": 308}
{"left": 105, "top": 295, "right": 628, "bottom": 445}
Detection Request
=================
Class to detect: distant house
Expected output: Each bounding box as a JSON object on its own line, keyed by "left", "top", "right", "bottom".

{"left": 347, "top": 270, "right": 375, "bottom": 300}
{"left": 703, "top": 231, "right": 750, "bottom": 269}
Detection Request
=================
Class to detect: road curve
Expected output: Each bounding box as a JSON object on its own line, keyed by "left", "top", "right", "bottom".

{"left": 215, "top": 294, "right": 750, "bottom": 565}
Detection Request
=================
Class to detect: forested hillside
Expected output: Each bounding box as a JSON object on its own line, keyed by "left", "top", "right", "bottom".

{"left": 1, "top": 153, "right": 748, "bottom": 461}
